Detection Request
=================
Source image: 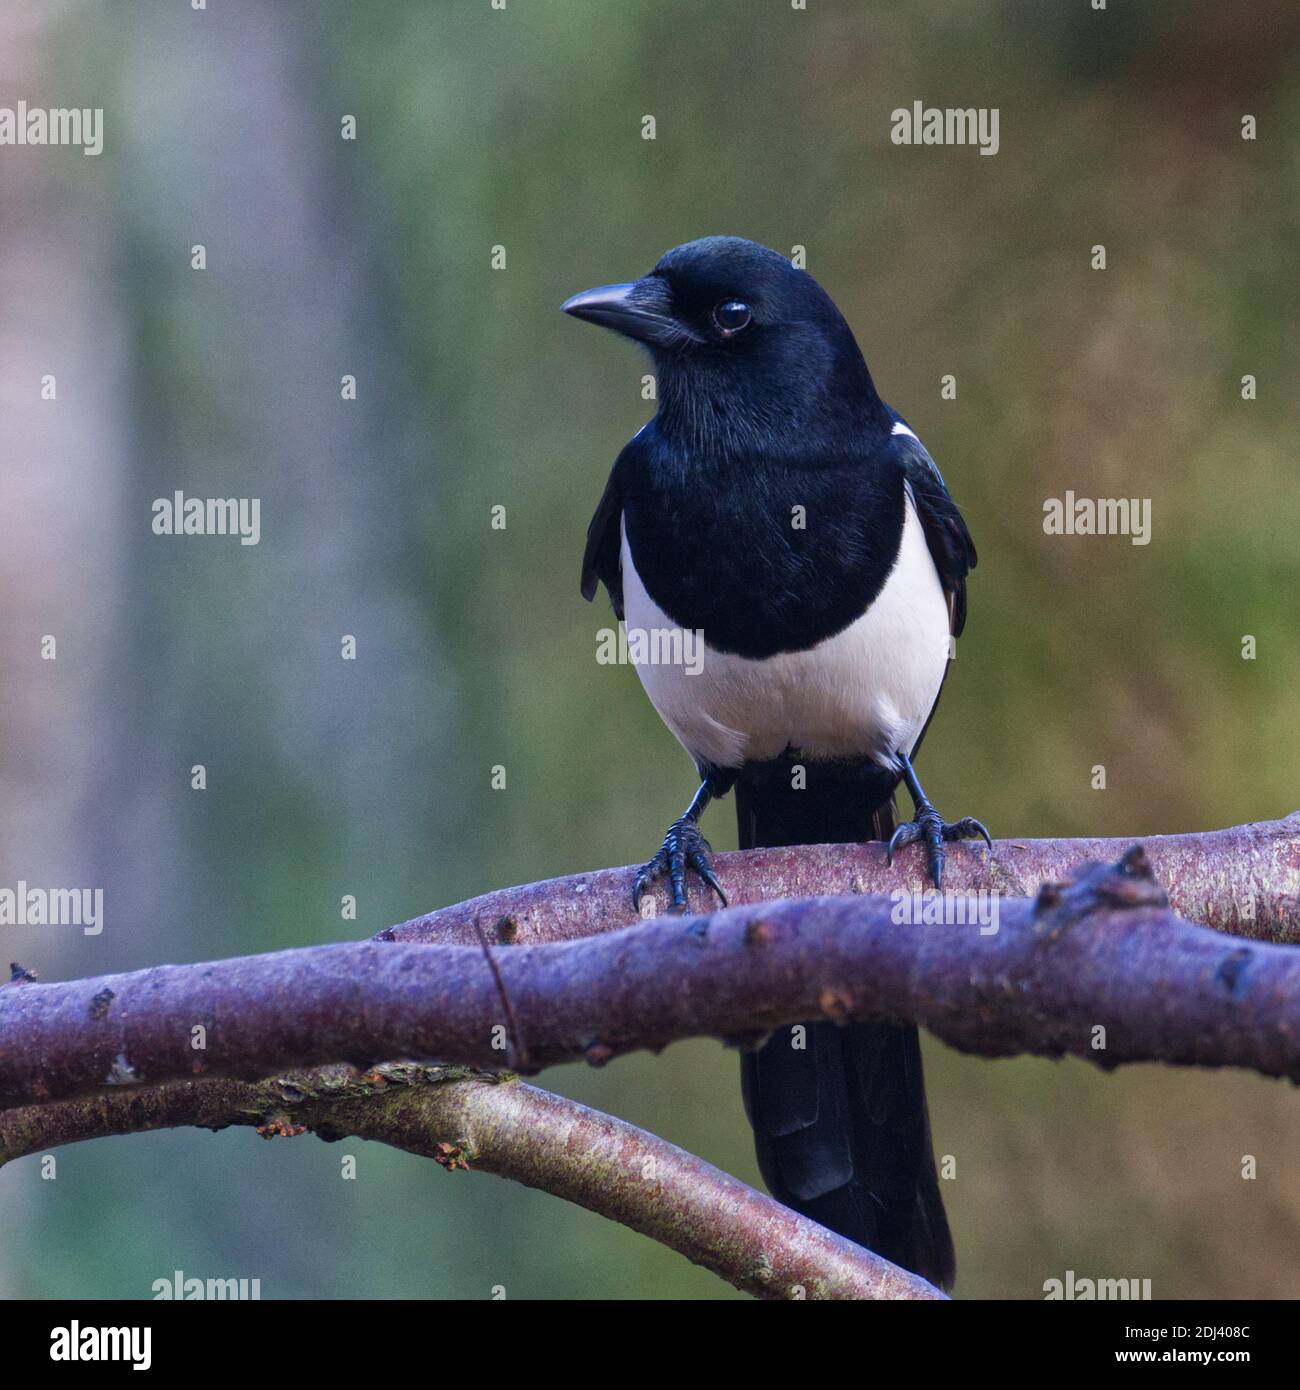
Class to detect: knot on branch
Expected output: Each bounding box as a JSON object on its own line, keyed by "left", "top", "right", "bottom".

{"left": 1032, "top": 846, "right": 1168, "bottom": 931}
{"left": 256, "top": 1115, "right": 307, "bottom": 1139}
{"left": 88, "top": 987, "right": 115, "bottom": 1021}
{"left": 434, "top": 1141, "right": 471, "bottom": 1171}
{"left": 1214, "top": 947, "right": 1254, "bottom": 997}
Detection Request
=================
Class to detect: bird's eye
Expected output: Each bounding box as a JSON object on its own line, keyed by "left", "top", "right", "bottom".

{"left": 712, "top": 300, "right": 752, "bottom": 337}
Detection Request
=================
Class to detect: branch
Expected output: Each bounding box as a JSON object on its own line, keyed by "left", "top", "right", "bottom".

{"left": 3, "top": 826, "right": 1296, "bottom": 1300}
{"left": 378, "top": 814, "right": 1300, "bottom": 947}
{"left": 0, "top": 1063, "right": 941, "bottom": 1300}
{"left": 3, "top": 848, "right": 1298, "bottom": 1113}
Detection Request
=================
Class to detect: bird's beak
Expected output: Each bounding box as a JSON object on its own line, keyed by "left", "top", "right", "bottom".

{"left": 561, "top": 278, "right": 687, "bottom": 346}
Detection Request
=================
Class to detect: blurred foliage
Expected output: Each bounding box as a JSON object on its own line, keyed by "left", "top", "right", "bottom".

{"left": 2, "top": 0, "right": 1297, "bottom": 1299}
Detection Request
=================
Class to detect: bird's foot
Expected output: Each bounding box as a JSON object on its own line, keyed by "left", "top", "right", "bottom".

{"left": 632, "top": 815, "right": 728, "bottom": 917}
{"left": 887, "top": 807, "right": 992, "bottom": 890}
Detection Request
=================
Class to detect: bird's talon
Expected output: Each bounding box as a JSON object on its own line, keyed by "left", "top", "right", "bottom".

{"left": 631, "top": 852, "right": 667, "bottom": 912}
{"left": 689, "top": 852, "right": 728, "bottom": 907}
{"left": 887, "top": 808, "right": 992, "bottom": 888}
{"left": 886, "top": 822, "right": 921, "bottom": 865}
{"left": 944, "top": 817, "right": 995, "bottom": 857}
{"left": 929, "top": 853, "right": 945, "bottom": 892}
{"left": 632, "top": 815, "right": 725, "bottom": 916}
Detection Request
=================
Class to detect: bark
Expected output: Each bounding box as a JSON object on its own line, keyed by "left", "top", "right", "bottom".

{"left": 4, "top": 827, "right": 1298, "bottom": 1302}
{"left": 0, "top": 1063, "right": 941, "bottom": 1301}
{"left": 378, "top": 814, "right": 1300, "bottom": 947}
{"left": 3, "top": 847, "right": 1298, "bottom": 1115}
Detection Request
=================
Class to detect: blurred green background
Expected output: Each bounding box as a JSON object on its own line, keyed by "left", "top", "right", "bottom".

{"left": 1, "top": 0, "right": 1297, "bottom": 1299}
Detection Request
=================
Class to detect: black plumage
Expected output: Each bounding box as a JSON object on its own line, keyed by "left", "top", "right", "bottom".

{"left": 565, "top": 236, "right": 983, "bottom": 1290}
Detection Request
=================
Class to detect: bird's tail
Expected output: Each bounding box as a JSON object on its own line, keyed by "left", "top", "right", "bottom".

{"left": 735, "top": 756, "right": 956, "bottom": 1291}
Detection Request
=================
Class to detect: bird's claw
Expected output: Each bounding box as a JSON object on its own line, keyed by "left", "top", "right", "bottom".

{"left": 632, "top": 816, "right": 728, "bottom": 915}
{"left": 887, "top": 808, "right": 992, "bottom": 890}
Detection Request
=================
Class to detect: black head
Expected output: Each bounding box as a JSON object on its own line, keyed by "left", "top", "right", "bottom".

{"left": 562, "top": 236, "right": 887, "bottom": 458}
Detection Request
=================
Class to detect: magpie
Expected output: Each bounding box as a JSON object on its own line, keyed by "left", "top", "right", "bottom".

{"left": 562, "top": 236, "right": 988, "bottom": 1290}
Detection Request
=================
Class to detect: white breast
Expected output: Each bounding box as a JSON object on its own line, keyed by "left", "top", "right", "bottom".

{"left": 620, "top": 490, "right": 951, "bottom": 771}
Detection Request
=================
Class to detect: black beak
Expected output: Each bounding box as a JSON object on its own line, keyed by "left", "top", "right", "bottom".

{"left": 561, "top": 278, "right": 691, "bottom": 347}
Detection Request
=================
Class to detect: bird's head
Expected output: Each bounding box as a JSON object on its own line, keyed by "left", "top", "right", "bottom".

{"left": 562, "top": 236, "right": 885, "bottom": 458}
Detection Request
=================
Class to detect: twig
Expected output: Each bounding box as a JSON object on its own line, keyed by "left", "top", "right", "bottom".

{"left": 471, "top": 919, "right": 530, "bottom": 1071}
{"left": 0, "top": 1063, "right": 942, "bottom": 1300}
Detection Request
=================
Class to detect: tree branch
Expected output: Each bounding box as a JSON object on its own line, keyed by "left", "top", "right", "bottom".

{"left": 3, "top": 825, "right": 1297, "bottom": 1301}
{"left": 378, "top": 814, "right": 1300, "bottom": 947}
{"left": 0, "top": 1062, "right": 941, "bottom": 1300}
{"left": 3, "top": 847, "right": 1298, "bottom": 1115}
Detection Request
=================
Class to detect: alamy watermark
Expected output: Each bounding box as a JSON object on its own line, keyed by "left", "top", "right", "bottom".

{"left": 597, "top": 625, "right": 705, "bottom": 675}
{"left": 890, "top": 888, "right": 1001, "bottom": 935}
{"left": 1043, "top": 492, "right": 1151, "bottom": 546}
{"left": 152, "top": 1269, "right": 261, "bottom": 1300}
{"left": 0, "top": 882, "right": 102, "bottom": 935}
{"left": 1044, "top": 1269, "right": 1152, "bottom": 1300}
{"left": 50, "top": 1323, "right": 150, "bottom": 1370}
{"left": 152, "top": 491, "right": 261, "bottom": 545}
{"left": 890, "top": 102, "right": 999, "bottom": 156}
{"left": 1, "top": 102, "right": 103, "bottom": 156}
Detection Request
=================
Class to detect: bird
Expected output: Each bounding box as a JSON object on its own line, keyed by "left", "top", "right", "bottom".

{"left": 561, "top": 235, "right": 989, "bottom": 1291}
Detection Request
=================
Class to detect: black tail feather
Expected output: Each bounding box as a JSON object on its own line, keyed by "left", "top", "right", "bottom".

{"left": 736, "top": 755, "right": 956, "bottom": 1291}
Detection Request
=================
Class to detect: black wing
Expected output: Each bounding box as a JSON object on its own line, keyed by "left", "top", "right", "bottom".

{"left": 892, "top": 429, "right": 977, "bottom": 638}
{"left": 580, "top": 443, "right": 632, "bottom": 621}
